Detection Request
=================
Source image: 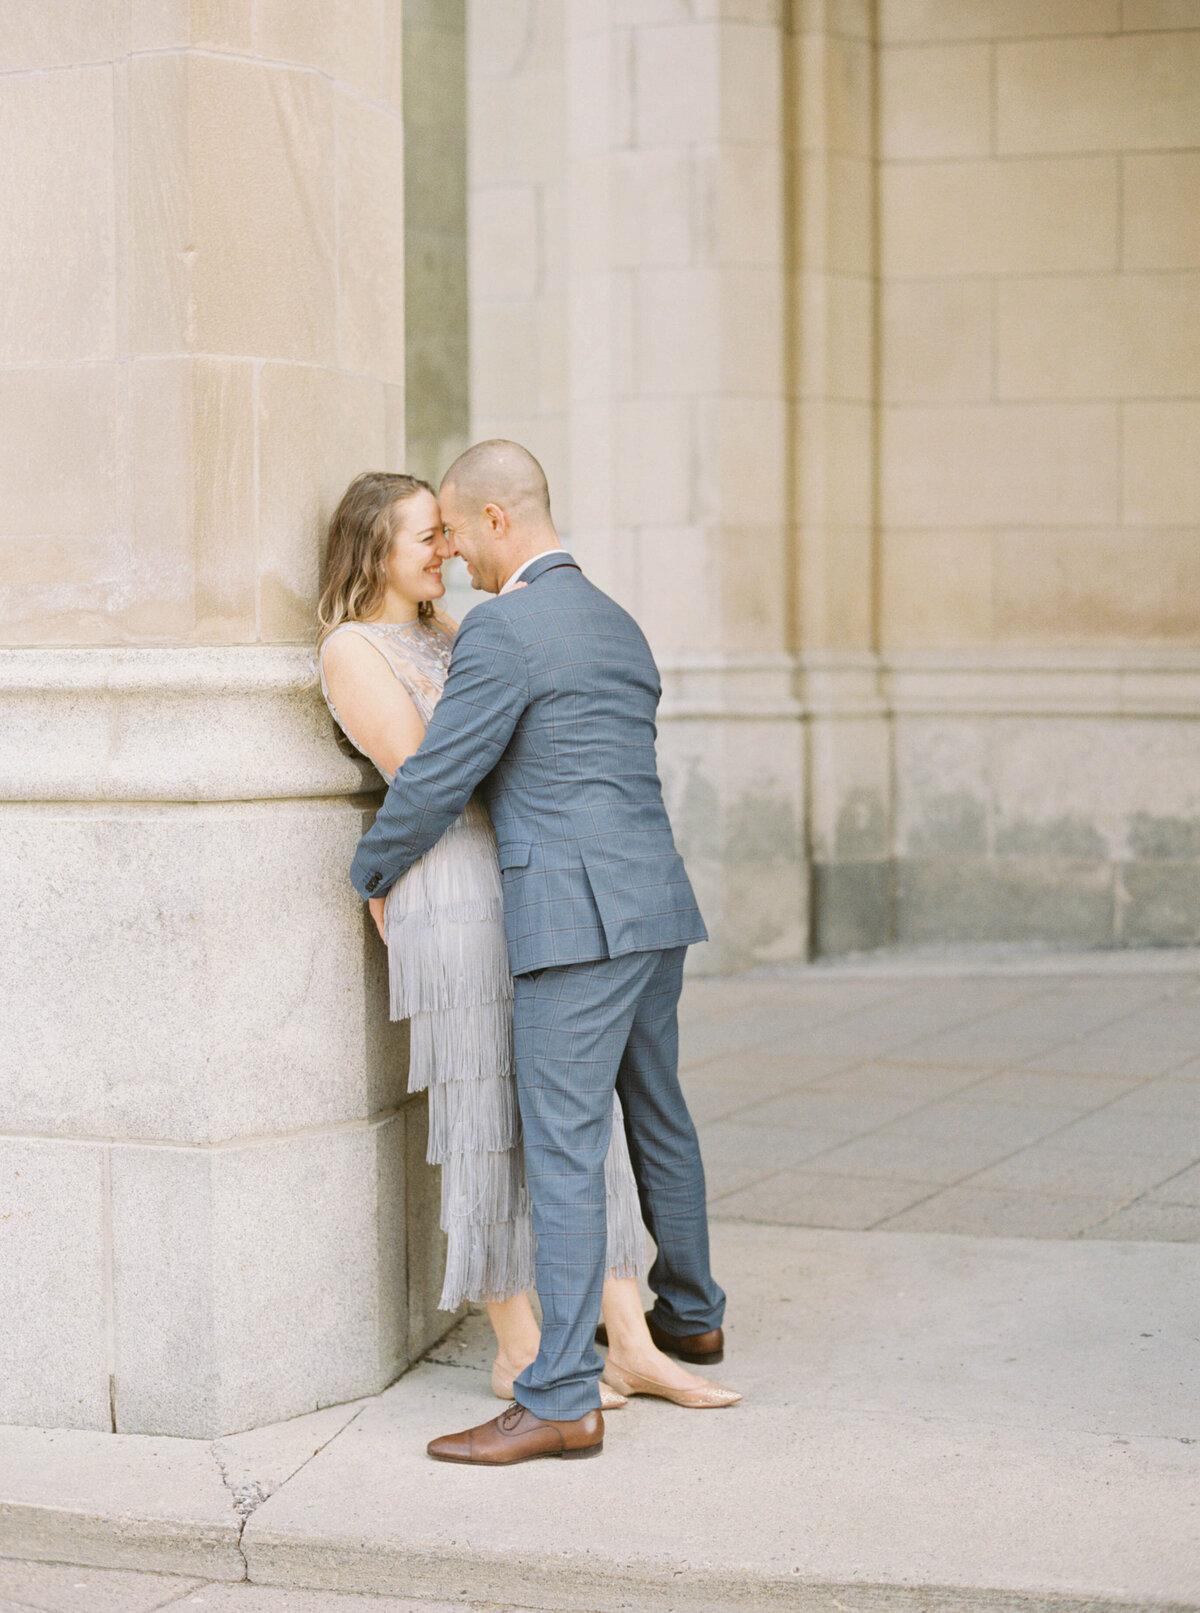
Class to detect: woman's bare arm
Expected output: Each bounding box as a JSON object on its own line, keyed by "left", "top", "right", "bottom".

{"left": 321, "top": 631, "right": 426, "bottom": 782}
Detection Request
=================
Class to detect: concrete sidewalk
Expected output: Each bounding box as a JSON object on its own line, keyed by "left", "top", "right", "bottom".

{"left": 4, "top": 953, "right": 1200, "bottom": 1611}
{"left": 3, "top": 1220, "right": 1198, "bottom": 1610}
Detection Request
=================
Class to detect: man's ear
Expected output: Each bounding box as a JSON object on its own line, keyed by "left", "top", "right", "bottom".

{"left": 484, "top": 501, "right": 506, "bottom": 535}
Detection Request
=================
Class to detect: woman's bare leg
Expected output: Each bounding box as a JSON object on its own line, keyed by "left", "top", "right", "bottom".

{"left": 486, "top": 1291, "right": 541, "bottom": 1384}
{"left": 599, "top": 1274, "right": 708, "bottom": 1389}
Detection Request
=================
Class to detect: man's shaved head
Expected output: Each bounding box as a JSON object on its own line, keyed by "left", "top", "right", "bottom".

{"left": 440, "top": 439, "right": 551, "bottom": 523}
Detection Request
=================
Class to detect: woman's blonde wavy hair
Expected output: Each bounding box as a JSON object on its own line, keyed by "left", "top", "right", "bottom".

{"left": 316, "top": 471, "right": 437, "bottom": 647}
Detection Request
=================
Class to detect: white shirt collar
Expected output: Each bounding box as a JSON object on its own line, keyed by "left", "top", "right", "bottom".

{"left": 500, "top": 549, "right": 565, "bottom": 594}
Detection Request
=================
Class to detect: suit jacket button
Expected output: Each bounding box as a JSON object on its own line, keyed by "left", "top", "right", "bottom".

{"left": 366, "top": 873, "right": 380, "bottom": 892}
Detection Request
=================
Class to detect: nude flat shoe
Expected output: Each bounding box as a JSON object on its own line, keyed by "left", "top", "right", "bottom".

{"left": 491, "top": 1362, "right": 628, "bottom": 1410}
{"left": 600, "top": 1357, "right": 742, "bottom": 1408}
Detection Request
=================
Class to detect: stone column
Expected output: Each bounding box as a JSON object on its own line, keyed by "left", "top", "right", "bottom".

{"left": 0, "top": 6, "right": 453, "bottom": 1437}
{"left": 561, "top": 0, "right": 807, "bottom": 973}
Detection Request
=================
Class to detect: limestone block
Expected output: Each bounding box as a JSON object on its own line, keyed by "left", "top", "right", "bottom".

{"left": 192, "top": 358, "right": 257, "bottom": 640}
{"left": 880, "top": 531, "right": 994, "bottom": 648}
{"left": 657, "top": 712, "right": 808, "bottom": 972}
{"left": 811, "top": 860, "right": 893, "bottom": 955}
{"left": 881, "top": 279, "right": 991, "bottom": 403}
{"left": 996, "top": 274, "right": 1200, "bottom": 400}
{"left": 470, "top": 65, "right": 564, "bottom": 186}
{"left": 1120, "top": 862, "right": 1200, "bottom": 946}
{"left": 0, "top": 1138, "right": 109, "bottom": 1431}
{"left": 793, "top": 0, "right": 873, "bottom": 38}
{"left": 1123, "top": 403, "right": 1200, "bottom": 526}
{"left": 470, "top": 0, "right": 537, "bottom": 76}
{"left": 795, "top": 151, "right": 874, "bottom": 273}
{"left": 794, "top": 271, "right": 873, "bottom": 403}
{"left": 795, "top": 31, "right": 872, "bottom": 158}
{"left": 109, "top": 1115, "right": 409, "bottom": 1436}
{"left": 634, "top": 269, "right": 721, "bottom": 396}
{"left": 568, "top": 267, "right": 634, "bottom": 400}
{"left": 254, "top": 0, "right": 385, "bottom": 98}
{"left": 0, "top": 65, "right": 114, "bottom": 363}
{"left": 997, "top": 33, "right": 1200, "bottom": 155}
{"left": 469, "top": 184, "right": 540, "bottom": 301}
{"left": 256, "top": 364, "right": 389, "bottom": 642}
{"left": 128, "top": 0, "right": 253, "bottom": 51}
{"left": 879, "top": 42, "right": 991, "bottom": 159}
{"left": 567, "top": 28, "right": 629, "bottom": 160}
{"left": 126, "top": 358, "right": 193, "bottom": 639}
{"left": 894, "top": 717, "right": 990, "bottom": 855}
{"left": 994, "top": 531, "right": 1200, "bottom": 646}
{"left": 881, "top": 158, "right": 1119, "bottom": 276}
{"left": 989, "top": 717, "right": 1200, "bottom": 862}
{"left": 634, "top": 25, "right": 720, "bottom": 146}
{"left": 1123, "top": 0, "right": 1200, "bottom": 25}
{"left": 612, "top": 148, "right": 694, "bottom": 268}
{"left": 719, "top": 22, "right": 783, "bottom": 146}
{"left": 794, "top": 400, "right": 873, "bottom": 527}
{"left": 711, "top": 143, "right": 785, "bottom": 266}
{"left": 807, "top": 715, "right": 892, "bottom": 863}
{"left": 794, "top": 523, "right": 875, "bottom": 648}
{"left": 879, "top": 1, "right": 1121, "bottom": 42}
{"left": 0, "top": 365, "right": 118, "bottom": 542}
{"left": 0, "top": 2, "right": 121, "bottom": 68}
{"left": 188, "top": 55, "right": 335, "bottom": 363}
{"left": 715, "top": 524, "right": 790, "bottom": 652}
{"left": 701, "top": 397, "right": 788, "bottom": 527}
{"left": 897, "top": 856, "right": 1116, "bottom": 947}
{"left": 637, "top": 527, "right": 721, "bottom": 652}
{"left": 1124, "top": 154, "right": 1200, "bottom": 271}
{"left": 336, "top": 93, "right": 406, "bottom": 384}
{"left": 720, "top": 268, "right": 787, "bottom": 394}
{"left": 615, "top": 397, "right": 694, "bottom": 525}
{"left": 882, "top": 404, "right": 1120, "bottom": 528}
{"left": 0, "top": 797, "right": 405, "bottom": 1145}
{"left": 126, "top": 52, "right": 189, "bottom": 356}
{"left": 469, "top": 303, "right": 541, "bottom": 417}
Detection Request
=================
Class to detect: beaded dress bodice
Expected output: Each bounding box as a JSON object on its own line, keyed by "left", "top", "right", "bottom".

{"left": 319, "top": 616, "right": 454, "bottom": 778}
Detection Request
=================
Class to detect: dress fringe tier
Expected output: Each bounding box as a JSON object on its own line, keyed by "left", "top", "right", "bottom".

{"left": 320, "top": 616, "right": 647, "bottom": 1311}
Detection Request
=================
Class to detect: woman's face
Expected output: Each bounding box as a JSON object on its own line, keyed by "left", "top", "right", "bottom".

{"left": 384, "top": 490, "right": 450, "bottom": 606}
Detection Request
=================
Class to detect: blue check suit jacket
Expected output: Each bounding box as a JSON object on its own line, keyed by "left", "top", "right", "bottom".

{"left": 349, "top": 551, "right": 707, "bottom": 975}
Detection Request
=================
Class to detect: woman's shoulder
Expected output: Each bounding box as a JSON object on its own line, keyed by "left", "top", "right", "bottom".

{"left": 320, "top": 622, "right": 389, "bottom": 677}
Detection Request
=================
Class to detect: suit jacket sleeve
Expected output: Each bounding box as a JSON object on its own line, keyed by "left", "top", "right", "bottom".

{"left": 349, "top": 604, "right": 529, "bottom": 900}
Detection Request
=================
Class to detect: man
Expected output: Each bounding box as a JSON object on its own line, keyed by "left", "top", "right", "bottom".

{"left": 350, "top": 440, "right": 726, "bottom": 1465}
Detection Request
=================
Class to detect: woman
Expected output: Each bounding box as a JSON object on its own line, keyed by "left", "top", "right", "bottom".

{"left": 317, "top": 471, "right": 738, "bottom": 1410}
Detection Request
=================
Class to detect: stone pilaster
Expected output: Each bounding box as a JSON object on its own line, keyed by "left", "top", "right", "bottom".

{"left": 0, "top": 6, "right": 454, "bottom": 1436}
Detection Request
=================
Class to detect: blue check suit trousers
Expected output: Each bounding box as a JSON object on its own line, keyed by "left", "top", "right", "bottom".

{"left": 512, "top": 946, "right": 725, "bottom": 1420}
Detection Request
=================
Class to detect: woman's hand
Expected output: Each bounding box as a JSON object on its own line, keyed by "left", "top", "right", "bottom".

{"left": 368, "top": 895, "right": 386, "bottom": 942}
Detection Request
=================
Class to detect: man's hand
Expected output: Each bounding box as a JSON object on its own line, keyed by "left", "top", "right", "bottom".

{"left": 368, "top": 895, "right": 386, "bottom": 943}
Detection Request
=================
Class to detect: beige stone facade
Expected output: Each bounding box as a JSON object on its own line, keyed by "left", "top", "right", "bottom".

{"left": 468, "top": 0, "right": 1200, "bottom": 962}
{"left": 3, "top": 0, "right": 1200, "bottom": 1435}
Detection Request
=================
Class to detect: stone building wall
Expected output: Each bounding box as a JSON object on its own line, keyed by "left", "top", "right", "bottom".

{"left": 874, "top": 1, "right": 1200, "bottom": 950}
{"left": 466, "top": 0, "right": 1200, "bottom": 963}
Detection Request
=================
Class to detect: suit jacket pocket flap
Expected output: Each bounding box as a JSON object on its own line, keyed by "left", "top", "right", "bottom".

{"left": 497, "top": 842, "right": 532, "bottom": 870}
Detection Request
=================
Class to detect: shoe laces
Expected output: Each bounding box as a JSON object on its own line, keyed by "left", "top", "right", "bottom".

{"left": 499, "top": 1401, "right": 525, "bottom": 1430}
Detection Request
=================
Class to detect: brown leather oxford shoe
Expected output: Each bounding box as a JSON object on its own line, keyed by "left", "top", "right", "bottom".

{"left": 595, "top": 1310, "right": 724, "bottom": 1365}
{"left": 427, "top": 1401, "right": 604, "bottom": 1466}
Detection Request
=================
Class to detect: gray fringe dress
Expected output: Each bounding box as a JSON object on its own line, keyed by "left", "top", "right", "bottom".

{"left": 320, "top": 615, "right": 647, "bottom": 1311}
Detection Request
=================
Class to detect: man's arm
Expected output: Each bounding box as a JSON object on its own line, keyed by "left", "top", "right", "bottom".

{"left": 349, "top": 604, "right": 528, "bottom": 901}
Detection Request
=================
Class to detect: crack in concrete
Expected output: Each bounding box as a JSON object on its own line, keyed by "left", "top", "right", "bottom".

{"left": 207, "top": 1443, "right": 252, "bottom": 1578}
{"left": 208, "top": 1402, "right": 370, "bottom": 1578}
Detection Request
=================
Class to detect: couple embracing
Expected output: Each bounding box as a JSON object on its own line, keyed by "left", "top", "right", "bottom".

{"left": 317, "top": 440, "right": 735, "bottom": 1466}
